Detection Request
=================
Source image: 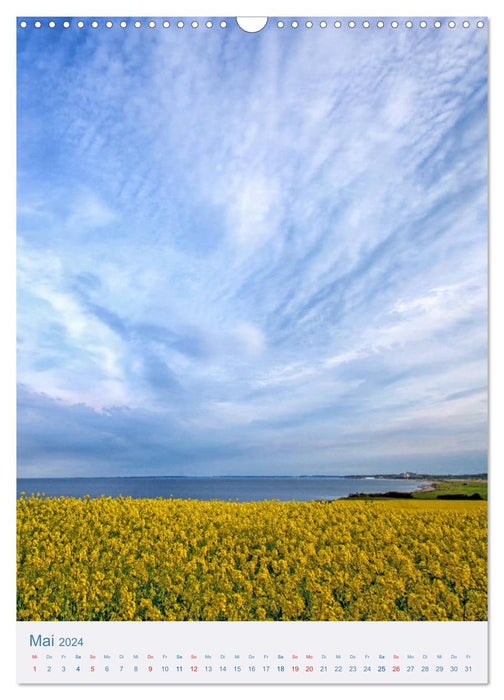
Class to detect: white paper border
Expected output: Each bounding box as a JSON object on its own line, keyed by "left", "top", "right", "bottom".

{"left": 3, "top": 2, "right": 501, "bottom": 699}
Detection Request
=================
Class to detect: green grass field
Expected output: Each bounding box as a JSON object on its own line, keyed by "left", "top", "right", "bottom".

{"left": 412, "top": 479, "right": 487, "bottom": 500}
{"left": 345, "top": 479, "right": 487, "bottom": 501}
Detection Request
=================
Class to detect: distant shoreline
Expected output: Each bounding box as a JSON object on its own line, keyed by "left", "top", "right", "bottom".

{"left": 343, "top": 478, "right": 487, "bottom": 501}
{"left": 418, "top": 481, "right": 437, "bottom": 492}
{"left": 17, "top": 473, "right": 487, "bottom": 481}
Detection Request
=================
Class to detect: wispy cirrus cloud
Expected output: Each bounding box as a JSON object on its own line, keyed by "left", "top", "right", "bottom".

{"left": 17, "top": 20, "right": 487, "bottom": 476}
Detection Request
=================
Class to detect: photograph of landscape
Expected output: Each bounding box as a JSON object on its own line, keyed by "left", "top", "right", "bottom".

{"left": 17, "top": 18, "right": 487, "bottom": 622}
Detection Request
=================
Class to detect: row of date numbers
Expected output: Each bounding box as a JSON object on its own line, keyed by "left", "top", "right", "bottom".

{"left": 33, "top": 664, "right": 473, "bottom": 674}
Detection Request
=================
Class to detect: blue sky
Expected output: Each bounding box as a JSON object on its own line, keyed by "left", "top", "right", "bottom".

{"left": 17, "top": 19, "right": 487, "bottom": 477}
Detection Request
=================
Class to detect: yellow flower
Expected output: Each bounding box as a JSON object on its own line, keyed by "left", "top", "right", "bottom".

{"left": 17, "top": 495, "right": 487, "bottom": 621}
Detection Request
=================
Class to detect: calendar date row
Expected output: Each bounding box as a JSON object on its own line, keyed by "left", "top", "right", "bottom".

{"left": 32, "top": 663, "right": 474, "bottom": 674}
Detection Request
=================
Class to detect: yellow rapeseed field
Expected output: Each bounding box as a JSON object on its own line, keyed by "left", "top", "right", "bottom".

{"left": 17, "top": 496, "right": 487, "bottom": 621}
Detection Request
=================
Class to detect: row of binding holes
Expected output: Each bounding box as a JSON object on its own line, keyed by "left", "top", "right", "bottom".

{"left": 20, "top": 20, "right": 228, "bottom": 29}
{"left": 19, "top": 19, "right": 485, "bottom": 29}
{"left": 278, "top": 19, "right": 484, "bottom": 29}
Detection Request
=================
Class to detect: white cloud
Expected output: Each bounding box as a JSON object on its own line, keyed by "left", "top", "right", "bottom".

{"left": 223, "top": 174, "right": 281, "bottom": 253}
{"left": 66, "top": 189, "right": 117, "bottom": 231}
{"left": 323, "top": 350, "right": 367, "bottom": 369}
{"left": 373, "top": 282, "right": 486, "bottom": 352}
{"left": 232, "top": 322, "right": 266, "bottom": 357}
{"left": 17, "top": 244, "right": 129, "bottom": 409}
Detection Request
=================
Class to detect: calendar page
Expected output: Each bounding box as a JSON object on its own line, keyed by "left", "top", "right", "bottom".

{"left": 16, "top": 7, "right": 488, "bottom": 686}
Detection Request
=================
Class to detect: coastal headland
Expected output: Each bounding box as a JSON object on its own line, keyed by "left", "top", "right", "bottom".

{"left": 343, "top": 476, "right": 487, "bottom": 501}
